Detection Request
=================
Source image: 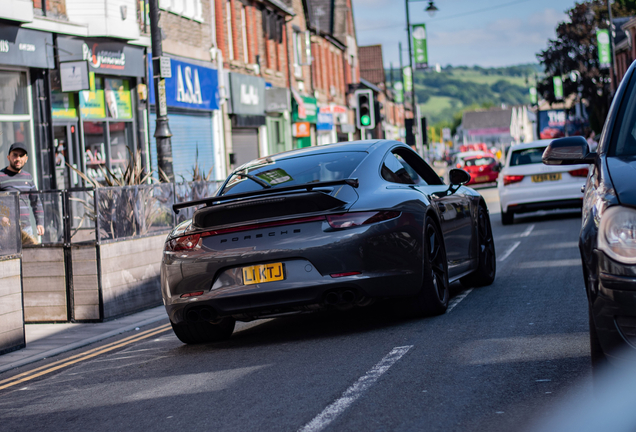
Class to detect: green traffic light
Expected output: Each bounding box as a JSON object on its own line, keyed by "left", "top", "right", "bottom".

{"left": 361, "top": 115, "right": 370, "bottom": 126}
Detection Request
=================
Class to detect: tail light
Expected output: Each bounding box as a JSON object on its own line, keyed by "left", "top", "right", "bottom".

{"left": 165, "top": 234, "right": 201, "bottom": 251}
{"left": 568, "top": 168, "right": 588, "bottom": 177}
{"left": 326, "top": 211, "right": 400, "bottom": 229}
{"left": 503, "top": 175, "right": 524, "bottom": 186}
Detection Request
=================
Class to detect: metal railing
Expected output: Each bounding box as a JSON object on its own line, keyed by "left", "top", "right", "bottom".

{"left": 0, "top": 192, "right": 21, "bottom": 259}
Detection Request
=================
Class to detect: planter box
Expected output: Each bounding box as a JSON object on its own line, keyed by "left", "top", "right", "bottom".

{"left": 0, "top": 258, "right": 24, "bottom": 355}
{"left": 22, "top": 247, "right": 67, "bottom": 322}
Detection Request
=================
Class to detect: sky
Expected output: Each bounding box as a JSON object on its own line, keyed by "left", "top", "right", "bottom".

{"left": 351, "top": 0, "right": 580, "bottom": 68}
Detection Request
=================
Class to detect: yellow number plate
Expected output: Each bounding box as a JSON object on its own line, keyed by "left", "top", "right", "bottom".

{"left": 531, "top": 173, "right": 562, "bottom": 183}
{"left": 242, "top": 263, "right": 285, "bottom": 285}
{"left": 474, "top": 175, "right": 490, "bottom": 182}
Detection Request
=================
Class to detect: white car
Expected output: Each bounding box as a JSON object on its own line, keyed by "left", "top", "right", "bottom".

{"left": 497, "top": 140, "right": 588, "bottom": 225}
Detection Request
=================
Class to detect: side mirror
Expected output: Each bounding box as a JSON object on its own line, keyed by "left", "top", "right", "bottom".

{"left": 449, "top": 168, "right": 471, "bottom": 186}
{"left": 542, "top": 136, "right": 596, "bottom": 165}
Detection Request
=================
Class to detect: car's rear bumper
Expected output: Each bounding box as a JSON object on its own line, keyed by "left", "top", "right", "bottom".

{"left": 591, "top": 250, "right": 636, "bottom": 360}
{"left": 504, "top": 198, "right": 583, "bottom": 214}
{"left": 161, "top": 212, "right": 425, "bottom": 323}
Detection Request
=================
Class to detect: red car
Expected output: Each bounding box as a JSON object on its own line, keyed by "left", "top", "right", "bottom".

{"left": 463, "top": 155, "right": 500, "bottom": 185}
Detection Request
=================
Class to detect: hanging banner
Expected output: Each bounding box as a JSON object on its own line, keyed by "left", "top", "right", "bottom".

{"left": 403, "top": 67, "right": 413, "bottom": 93}
{"left": 412, "top": 24, "right": 428, "bottom": 70}
{"left": 553, "top": 76, "right": 563, "bottom": 100}
{"left": 597, "top": 29, "right": 611, "bottom": 69}
{"left": 529, "top": 87, "right": 537, "bottom": 104}
{"left": 394, "top": 81, "right": 404, "bottom": 104}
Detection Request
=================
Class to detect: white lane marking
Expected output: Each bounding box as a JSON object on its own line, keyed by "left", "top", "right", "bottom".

{"left": 298, "top": 346, "right": 413, "bottom": 432}
{"left": 447, "top": 288, "right": 473, "bottom": 313}
{"left": 520, "top": 224, "right": 535, "bottom": 238}
{"left": 497, "top": 241, "right": 521, "bottom": 262}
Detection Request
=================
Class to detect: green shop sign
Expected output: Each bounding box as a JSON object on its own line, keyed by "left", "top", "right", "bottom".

{"left": 292, "top": 95, "right": 318, "bottom": 123}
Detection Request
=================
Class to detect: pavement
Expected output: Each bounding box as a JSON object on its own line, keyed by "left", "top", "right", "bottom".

{"left": 0, "top": 306, "right": 169, "bottom": 374}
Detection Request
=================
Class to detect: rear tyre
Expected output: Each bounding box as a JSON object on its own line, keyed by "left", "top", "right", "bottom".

{"left": 461, "top": 205, "right": 496, "bottom": 287}
{"left": 171, "top": 317, "right": 236, "bottom": 344}
{"left": 501, "top": 206, "right": 514, "bottom": 225}
{"left": 411, "top": 216, "right": 449, "bottom": 317}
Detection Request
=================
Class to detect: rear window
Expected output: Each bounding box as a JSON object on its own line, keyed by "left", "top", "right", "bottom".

{"left": 220, "top": 151, "right": 366, "bottom": 196}
{"left": 509, "top": 147, "right": 546, "bottom": 166}
{"left": 465, "top": 157, "right": 495, "bottom": 167}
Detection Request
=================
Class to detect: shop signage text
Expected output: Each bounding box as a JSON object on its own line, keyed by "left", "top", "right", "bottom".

{"left": 0, "top": 24, "right": 54, "bottom": 69}
{"left": 58, "top": 37, "right": 145, "bottom": 77}
{"left": 229, "top": 73, "right": 265, "bottom": 116}
{"left": 149, "top": 57, "right": 219, "bottom": 110}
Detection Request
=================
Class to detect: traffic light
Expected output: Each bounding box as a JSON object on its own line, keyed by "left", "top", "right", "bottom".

{"left": 355, "top": 89, "right": 375, "bottom": 129}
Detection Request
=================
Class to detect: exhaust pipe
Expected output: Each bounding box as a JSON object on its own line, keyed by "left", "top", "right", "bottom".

{"left": 341, "top": 290, "right": 356, "bottom": 303}
{"left": 186, "top": 309, "right": 200, "bottom": 322}
{"left": 325, "top": 292, "right": 341, "bottom": 305}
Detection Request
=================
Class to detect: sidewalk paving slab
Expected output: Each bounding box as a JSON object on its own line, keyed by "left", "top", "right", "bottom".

{"left": 0, "top": 306, "right": 169, "bottom": 374}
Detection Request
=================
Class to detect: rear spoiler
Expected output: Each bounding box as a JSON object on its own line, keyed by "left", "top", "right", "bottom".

{"left": 173, "top": 178, "right": 359, "bottom": 214}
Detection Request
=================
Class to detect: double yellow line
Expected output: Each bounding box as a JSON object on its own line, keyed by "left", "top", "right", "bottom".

{"left": 0, "top": 323, "right": 171, "bottom": 392}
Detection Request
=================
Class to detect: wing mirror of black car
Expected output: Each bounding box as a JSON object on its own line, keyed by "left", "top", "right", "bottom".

{"left": 542, "top": 136, "right": 597, "bottom": 165}
{"left": 449, "top": 168, "right": 471, "bottom": 185}
{"left": 433, "top": 169, "right": 470, "bottom": 198}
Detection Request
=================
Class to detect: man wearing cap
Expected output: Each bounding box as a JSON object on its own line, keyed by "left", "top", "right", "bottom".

{"left": 0, "top": 143, "right": 44, "bottom": 240}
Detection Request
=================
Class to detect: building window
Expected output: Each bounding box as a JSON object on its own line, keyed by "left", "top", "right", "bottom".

{"left": 0, "top": 70, "right": 35, "bottom": 181}
{"left": 241, "top": 5, "right": 249, "bottom": 64}
{"left": 159, "top": 0, "right": 203, "bottom": 21}
{"left": 226, "top": 0, "right": 235, "bottom": 60}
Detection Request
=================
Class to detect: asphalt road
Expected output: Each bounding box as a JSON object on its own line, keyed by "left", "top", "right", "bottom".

{"left": 0, "top": 186, "right": 591, "bottom": 432}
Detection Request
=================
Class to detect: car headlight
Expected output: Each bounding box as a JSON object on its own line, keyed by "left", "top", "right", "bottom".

{"left": 599, "top": 206, "right": 636, "bottom": 264}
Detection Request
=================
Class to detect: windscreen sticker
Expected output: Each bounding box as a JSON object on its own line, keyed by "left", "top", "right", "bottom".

{"left": 257, "top": 168, "right": 293, "bottom": 185}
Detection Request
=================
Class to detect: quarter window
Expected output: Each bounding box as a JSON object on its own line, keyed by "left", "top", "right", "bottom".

{"left": 381, "top": 152, "right": 425, "bottom": 185}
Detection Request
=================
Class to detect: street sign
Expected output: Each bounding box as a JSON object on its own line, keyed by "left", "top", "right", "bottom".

{"left": 160, "top": 56, "right": 172, "bottom": 78}
{"left": 412, "top": 24, "right": 428, "bottom": 70}
{"left": 553, "top": 76, "right": 563, "bottom": 100}
{"left": 597, "top": 29, "right": 611, "bottom": 69}
{"left": 157, "top": 79, "right": 168, "bottom": 116}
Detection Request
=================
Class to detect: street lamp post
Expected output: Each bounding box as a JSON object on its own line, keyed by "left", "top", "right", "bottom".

{"left": 149, "top": 0, "right": 174, "bottom": 181}
{"left": 404, "top": 0, "right": 438, "bottom": 155}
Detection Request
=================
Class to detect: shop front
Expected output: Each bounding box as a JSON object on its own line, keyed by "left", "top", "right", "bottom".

{"left": 53, "top": 37, "right": 145, "bottom": 186}
{"left": 148, "top": 56, "right": 220, "bottom": 181}
{"left": 228, "top": 73, "right": 266, "bottom": 167}
{"left": 316, "top": 107, "right": 336, "bottom": 146}
{"left": 0, "top": 24, "right": 54, "bottom": 189}
{"left": 265, "top": 86, "right": 292, "bottom": 156}
{"left": 291, "top": 93, "right": 317, "bottom": 148}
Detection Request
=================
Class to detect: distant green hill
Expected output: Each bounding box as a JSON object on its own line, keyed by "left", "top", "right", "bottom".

{"left": 386, "top": 64, "right": 542, "bottom": 129}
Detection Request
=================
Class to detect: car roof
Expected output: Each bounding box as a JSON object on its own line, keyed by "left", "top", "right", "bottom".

{"left": 508, "top": 140, "right": 553, "bottom": 151}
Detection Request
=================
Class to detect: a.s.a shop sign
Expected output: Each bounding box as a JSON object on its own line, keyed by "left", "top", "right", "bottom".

{"left": 57, "top": 37, "right": 145, "bottom": 77}
{"left": 148, "top": 57, "right": 219, "bottom": 111}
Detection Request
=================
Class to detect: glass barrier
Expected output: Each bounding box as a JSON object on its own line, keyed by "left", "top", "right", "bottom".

{"left": 96, "top": 183, "right": 174, "bottom": 242}
{"left": 20, "top": 190, "right": 65, "bottom": 246}
{"left": 68, "top": 188, "right": 97, "bottom": 244}
{"left": 0, "top": 192, "right": 21, "bottom": 257}
{"left": 174, "top": 181, "right": 221, "bottom": 224}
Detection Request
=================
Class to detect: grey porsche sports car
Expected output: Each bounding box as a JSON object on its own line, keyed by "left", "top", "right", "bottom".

{"left": 162, "top": 140, "right": 496, "bottom": 344}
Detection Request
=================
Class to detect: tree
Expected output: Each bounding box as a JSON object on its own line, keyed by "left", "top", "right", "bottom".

{"left": 536, "top": 1, "right": 612, "bottom": 132}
